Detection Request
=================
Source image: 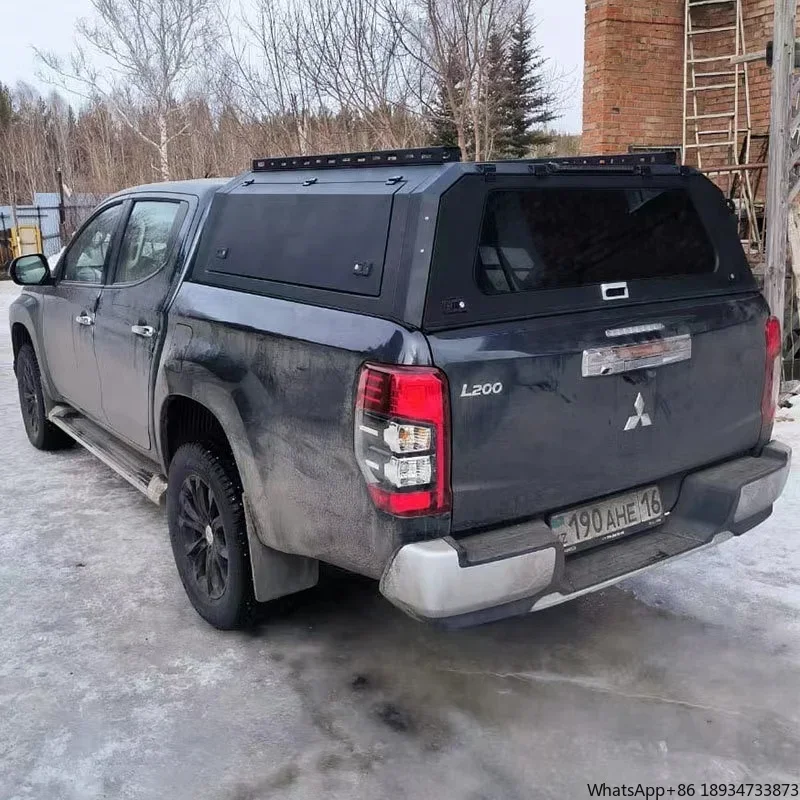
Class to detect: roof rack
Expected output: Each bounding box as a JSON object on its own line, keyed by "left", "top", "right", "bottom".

{"left": 521, "top": 151, "right": 679, "bottom": 167}
{"left": 252, "top": 146, "right": 462, "bottom": 172}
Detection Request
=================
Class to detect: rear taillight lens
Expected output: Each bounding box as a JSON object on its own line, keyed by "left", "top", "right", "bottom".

{"left": 760, "top": 316, "right": 782, "bottom": 443}
{"left": 355, "top": 363, "right": 451, "bottom": 517}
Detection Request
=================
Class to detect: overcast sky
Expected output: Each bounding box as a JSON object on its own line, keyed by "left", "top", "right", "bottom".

{"left": 0, "top": 0, "right": 585, "bottom": 133}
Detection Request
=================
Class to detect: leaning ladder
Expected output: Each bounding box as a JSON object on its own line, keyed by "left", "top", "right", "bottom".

{"left": 683, "top": 0, "right": 761, "bottom": 253}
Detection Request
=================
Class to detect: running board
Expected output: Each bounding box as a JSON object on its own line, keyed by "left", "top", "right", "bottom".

{"left": 48, "top": 405, "right": 168, "bottom": 505}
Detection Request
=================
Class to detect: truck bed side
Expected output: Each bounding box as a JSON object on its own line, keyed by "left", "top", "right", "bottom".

{"left": 156, "top": 282, "right": 447, "bottom": 577}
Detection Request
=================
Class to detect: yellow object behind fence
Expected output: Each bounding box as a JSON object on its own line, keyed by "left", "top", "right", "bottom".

{"left": 10, "top": 225, "right": 43, "bottom": 257}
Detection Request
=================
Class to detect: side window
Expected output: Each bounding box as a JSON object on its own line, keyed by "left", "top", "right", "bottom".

{"left": 113, "top": 200, "right": 187, "bottom": 285}
{"left": 62, "top": 205, "right": 122, "bottom": 283}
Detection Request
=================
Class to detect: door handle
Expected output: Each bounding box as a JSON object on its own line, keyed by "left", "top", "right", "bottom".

{"left": 131, "top": 325, "right": 155, "bottom": 338}
{"left": 75, "top": 313, "right": 94, "bottom": 326}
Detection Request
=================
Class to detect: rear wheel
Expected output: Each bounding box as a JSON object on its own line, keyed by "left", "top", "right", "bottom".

{"left": 167, "top": 443, "right": 256, "bottom": 629}
{"left": 15, "top": 343, "right": 71, "bottom": 451}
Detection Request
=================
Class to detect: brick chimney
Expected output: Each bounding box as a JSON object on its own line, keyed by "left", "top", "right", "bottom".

{"left": 582, "top": 0, "right": 777, "bottom": 164}
{"left": 583, "top": 0, "right": 685, "bottom": 156}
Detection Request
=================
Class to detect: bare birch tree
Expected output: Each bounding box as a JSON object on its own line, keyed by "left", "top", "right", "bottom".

{"left": 36, "top": 0, "right": 216, "bottom": 181}
{"left": 286, "top": 0, "right": 423, "bottom": 148}
{"left": 382, "top": 0, "right": 521, "bottom": 160}
{"left": 0, "top": 0, "right": 570, "bottom": 202}
{"left": 218, "top": 0, "right": 429, "bottom": 154}
{"left": 214, "top": 0, "right": 313, "bottom": 156}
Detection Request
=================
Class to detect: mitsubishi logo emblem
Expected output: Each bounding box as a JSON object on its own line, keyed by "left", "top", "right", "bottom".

{"left": 624, "top": 393, "right": 652, "bottom": 431}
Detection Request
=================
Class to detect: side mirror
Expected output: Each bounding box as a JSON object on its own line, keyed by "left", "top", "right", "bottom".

{"left": 8, "top": 254, "right": 51, "bottom": 286}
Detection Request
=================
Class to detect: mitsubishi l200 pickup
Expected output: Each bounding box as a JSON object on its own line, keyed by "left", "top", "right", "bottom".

{"left": 8, "top": 147, "right": 790, "bottom": 629}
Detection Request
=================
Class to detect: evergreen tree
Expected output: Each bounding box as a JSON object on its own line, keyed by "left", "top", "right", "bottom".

{"left": 429, "top": 50, "right": 464, "bottom": 151}
{"left": 503, "top": 9, "right": 556, "bottom": 158}
{"left": 429, "top": 91, "right": 459, "bottom": 149}
{"left": 0, "top": 83, "right": 14, "bottom": 130}
{"left": 485, "top": 32, "right": 511, "bottom": 157}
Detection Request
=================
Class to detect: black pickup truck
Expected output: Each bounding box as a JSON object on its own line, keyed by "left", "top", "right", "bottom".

{"left": 8, "top": 147, "right": 791, "bottom": 630}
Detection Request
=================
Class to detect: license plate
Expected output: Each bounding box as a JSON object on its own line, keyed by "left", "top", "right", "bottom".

{"left": 549, "top": 486, "right": 664, "bottom": 554}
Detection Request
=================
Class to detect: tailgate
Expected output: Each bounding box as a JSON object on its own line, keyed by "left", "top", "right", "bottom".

{"left": 421, "top": 168, "right": 766, "bottom": 531}
{"left": 428, "top": 295, "right": 767, "bottom": 530}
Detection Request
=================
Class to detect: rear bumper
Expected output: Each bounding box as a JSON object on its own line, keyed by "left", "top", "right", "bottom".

{"left": 379, "top": 441, "right": 791, "bottom": 626}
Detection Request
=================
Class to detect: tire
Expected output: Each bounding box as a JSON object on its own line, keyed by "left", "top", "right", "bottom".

{"left": 167, "top": 443, "right": 256, "bottom": 630}
{"left": 15, "top": 343, "right": 72, "bottom": 451}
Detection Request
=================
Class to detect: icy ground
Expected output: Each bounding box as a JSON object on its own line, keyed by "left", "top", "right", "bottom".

{"left": 0, "top": 281, "right": 797, "bottom": 799}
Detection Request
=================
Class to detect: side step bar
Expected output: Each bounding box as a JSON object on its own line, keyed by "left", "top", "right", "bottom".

{"left": 45, "top": 405, "right": 320, "bottom": 604}
{"left": 48, "top": 405, "right": 168, "bottom": 505}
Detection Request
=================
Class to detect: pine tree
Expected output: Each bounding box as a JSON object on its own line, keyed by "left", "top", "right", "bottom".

{"left": 503, "top": 9, "right": 556, "bottom": 158}
{"left": 429, "top": 50, "right": 465, "bottom": 151}
{"left": 0, "top": 83, "right": 14, "bottom": 130}
{"left": 485, "top": 32, "right": 511, "bottom": 158}
{"left": 429, "top": 90, "right": 459, "bottom": 150}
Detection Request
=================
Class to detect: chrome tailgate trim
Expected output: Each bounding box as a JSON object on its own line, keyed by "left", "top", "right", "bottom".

{"left": 582, "top": 334, "right": 692, "bottom": 377}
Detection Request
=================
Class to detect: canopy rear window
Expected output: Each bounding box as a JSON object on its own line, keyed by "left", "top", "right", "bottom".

{"left": 476, "top": 187, "right": 716, "bottom": 295}
{"left": 423, "top": 172, "right": 754, "bottom": 331}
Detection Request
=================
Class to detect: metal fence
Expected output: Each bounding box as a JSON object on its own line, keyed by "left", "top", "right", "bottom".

{"left": 0, "top": 192, "right": 106, "bottom": 267}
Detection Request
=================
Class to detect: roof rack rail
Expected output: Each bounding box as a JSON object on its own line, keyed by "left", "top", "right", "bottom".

{"left": 252, "top": 146, "right": 462, "bottom": 172}
{"left": 520, "top": 151, "right": 679, "bottom": 167}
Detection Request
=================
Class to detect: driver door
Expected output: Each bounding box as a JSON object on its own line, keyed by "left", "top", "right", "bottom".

{"left": 41, "top": 202, "right": 124, "bottom": 421}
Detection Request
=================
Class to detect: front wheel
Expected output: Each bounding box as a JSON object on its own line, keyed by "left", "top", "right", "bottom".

{"left": 167, "top": 443, "right": 256, "bottom": 630}
{"left": 15, "top": 343, "right": 71, "bottom": 451}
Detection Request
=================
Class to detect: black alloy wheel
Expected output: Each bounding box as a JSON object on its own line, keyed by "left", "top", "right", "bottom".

{"left": 167, "top": 443, "right": 256, "bottom": 629}
{"left": 18, "top": 354, "right": 41, "bottom": 441}
{"left": 15, "top": 343, "right": 71, "bottom": 451}
{"left": 177, "top": 474, "right": 229, "bottom": 601}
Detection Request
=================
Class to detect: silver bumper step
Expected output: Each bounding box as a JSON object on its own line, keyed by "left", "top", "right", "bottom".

{"left": 380, "top": 442, "right": 791, "bottom": 624}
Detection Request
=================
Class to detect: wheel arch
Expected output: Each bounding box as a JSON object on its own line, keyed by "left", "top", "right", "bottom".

{"left": 158, "top": 391, "right": 318, "bottom": 604}
{"left": 9, "top": 293, "right": 55, "bottom": 401}
{"left": 160, "top": 394, "right": 236, "bottom": 470}
{"left": 11, "top": 322, "right": 33, "bottom": 362}
{"left": 10, "top": 313, "right": 57, "bottom": 405}
{"left": 158, "top": 389, "right": 259, "bottom": 483}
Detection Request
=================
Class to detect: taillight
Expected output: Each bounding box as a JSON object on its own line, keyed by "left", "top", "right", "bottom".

{"left": 760, "top": 315, "right": 782, "bottom": 444}
{"left": 355, "top": 363, "right": 451, "bottom": 517}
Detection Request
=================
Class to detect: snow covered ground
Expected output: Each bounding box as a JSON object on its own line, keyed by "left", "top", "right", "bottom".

{"left": 0, "top": 280, "right": 797, "bottom": 799}
{"left": 624, "top": 400, "right": 800, "bottom": 660}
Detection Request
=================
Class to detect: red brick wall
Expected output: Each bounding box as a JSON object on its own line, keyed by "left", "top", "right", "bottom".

{"left": 583, "top": 0, "right": 685, "bottom": 155}
{"left": 743, "top": 0, "right": 779, "bottom": 149}
{"left": 582, "top": 0, "right": 779, "bottom": 170}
